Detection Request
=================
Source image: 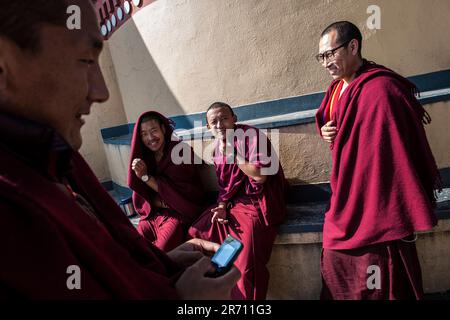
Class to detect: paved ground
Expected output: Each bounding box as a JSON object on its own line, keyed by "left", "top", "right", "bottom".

{"left": 424, "top": 291, "right": 450, "bottom": 300}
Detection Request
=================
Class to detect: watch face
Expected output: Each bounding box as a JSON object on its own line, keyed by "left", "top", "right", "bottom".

{"left": 141, "top": 175, "right": 149, "bottom": 182}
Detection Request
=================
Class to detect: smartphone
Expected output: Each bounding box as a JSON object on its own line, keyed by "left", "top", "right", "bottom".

{"left": 207, "top": 235, "right": 243, "bottom": 278}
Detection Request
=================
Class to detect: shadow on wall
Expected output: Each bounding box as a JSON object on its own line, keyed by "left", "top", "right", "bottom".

{"left": 107, "top": 17, "right": 186, "bottom": 123}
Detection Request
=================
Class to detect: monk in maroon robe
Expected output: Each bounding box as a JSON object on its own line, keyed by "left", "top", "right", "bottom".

{"left": 128, "top": 111, "right": 205, "bottom": 252}
{"left": 0, "top": 0, "right": 239, "bottom": 299}
{"left": 315, "top": 21, "right": 441, "bottom": 299}
{"left": 189, "top": 102, "right": 288, "bottom": 300}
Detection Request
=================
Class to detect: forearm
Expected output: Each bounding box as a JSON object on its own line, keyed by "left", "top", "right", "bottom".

{"left": 236, "top": 155, "right": 267, "bottom": 183}
{"left": 144, "top": 176, "right": 159, "bottom": 192}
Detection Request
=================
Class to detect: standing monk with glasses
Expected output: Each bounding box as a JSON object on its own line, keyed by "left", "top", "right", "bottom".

{"left": 315, "top": 21, "right": 441, "bottom": 300}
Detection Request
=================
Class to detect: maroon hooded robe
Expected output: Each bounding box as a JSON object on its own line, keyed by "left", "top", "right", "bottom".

{"left": 315, "top": 60, "right": 441, "bottom": 299}
{"left": 128, "top": 111, "right": 205, "bottom": 252}
{"left": 189, "top": 124, "right": 288, "bottom": 300}
{"left": 0, "top": 113, "right": 182, "bottom": 299}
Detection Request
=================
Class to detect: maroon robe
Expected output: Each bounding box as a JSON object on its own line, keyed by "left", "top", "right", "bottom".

{"left": 128, "top": 111, "right": 205, "bottom": 252}
{"left": 320, "top": 235, "right": 425, "bottom": 300}
{"left": 189, "top": 124, "right": 288, "bottom": 300}
{"left": 0, "top": 113, "right": 181, "bottom": 299}
{"left": 315, "top": 60, "right": 441, "bottom": 299}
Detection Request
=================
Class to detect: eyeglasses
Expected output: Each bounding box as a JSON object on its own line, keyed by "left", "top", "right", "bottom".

{"left": 315, "top": 40, "right": 351, "bottom": 64}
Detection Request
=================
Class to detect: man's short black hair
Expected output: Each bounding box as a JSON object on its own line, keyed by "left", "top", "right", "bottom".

{"left": 321, "top": 21, "right": 363, "bottom": 56}
{"left": 0, "top": 0, "right": 70, "bottom": 53}
{"left": 206, "top": 102, "right": 235, "bottom": 122}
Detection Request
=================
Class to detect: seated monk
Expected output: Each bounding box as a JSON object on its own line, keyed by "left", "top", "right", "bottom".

{"left": 128, "top": 111, "right": 205, "bottom": 252}
{"left": 189, "top": 102, "right": 288, "bottom": 300}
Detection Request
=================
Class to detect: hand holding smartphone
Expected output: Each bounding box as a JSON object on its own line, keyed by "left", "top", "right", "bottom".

{"left": 206, "top": 235, "right": 243, "bottom": 278}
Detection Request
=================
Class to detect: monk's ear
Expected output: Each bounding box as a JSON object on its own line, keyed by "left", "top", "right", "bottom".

{"left": 0, "top": 36, "right": 22, "bottom": 93}
{"left": 233, "top": 114, "right": 238, "bottom": 123}
{"left": 349, "top": 39, "right": 359, "bottom": 57}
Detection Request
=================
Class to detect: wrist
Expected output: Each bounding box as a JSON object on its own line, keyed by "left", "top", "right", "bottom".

{"left": 235, "top": 153, "right": 246, "bottom": 164}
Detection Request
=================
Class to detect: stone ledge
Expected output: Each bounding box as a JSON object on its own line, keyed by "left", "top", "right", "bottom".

{"left": 101, "top": 68, "right": 450, "bottom": 145}
{"left": 115, "top": 184, "right": 450, "bottom": 242}
{"left": 103, "top": 85, "right": 450, "bottom": 144}
{"left": 275, "top": 187, "right": 450, "bottom": 244}
{"left": 274, "top": 213, "right": 450, "bottom": 245}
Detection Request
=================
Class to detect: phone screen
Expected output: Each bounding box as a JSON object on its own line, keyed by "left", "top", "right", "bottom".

{"left": 209, "top": 235, "right": 243, "bottom": 277}
{"left": 212, "top": 242, "right": 236, "bottom": 267}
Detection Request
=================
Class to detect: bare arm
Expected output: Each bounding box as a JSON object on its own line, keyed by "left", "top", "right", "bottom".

{"left": 132, "top": 158, "right": 159, "bottom": 192}
{"left": 235, "top": 153, "right": 267, "bottom": 184}
{"left": 144, "top": 176, "right": 159, "bottom": 193}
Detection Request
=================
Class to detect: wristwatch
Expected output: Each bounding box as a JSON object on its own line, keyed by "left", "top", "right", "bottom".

{"left": 141, "top": 174, "right": 149, "bottom": 182}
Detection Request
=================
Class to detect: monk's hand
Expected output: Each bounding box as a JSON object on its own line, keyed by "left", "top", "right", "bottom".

{"left": 131, "top": 158, "right": 147, "bottom": 179}
{"left": 321, "top": 120, "right": 337, "bottom": 143}
{"left": 167, "top": 238, "right": 220, "bottom": 268}
{"left": 175, "top": 256, "right": 241, "bottom": 300}
{"left": 211, "top": 204, "right": 228, "bottom": 224}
